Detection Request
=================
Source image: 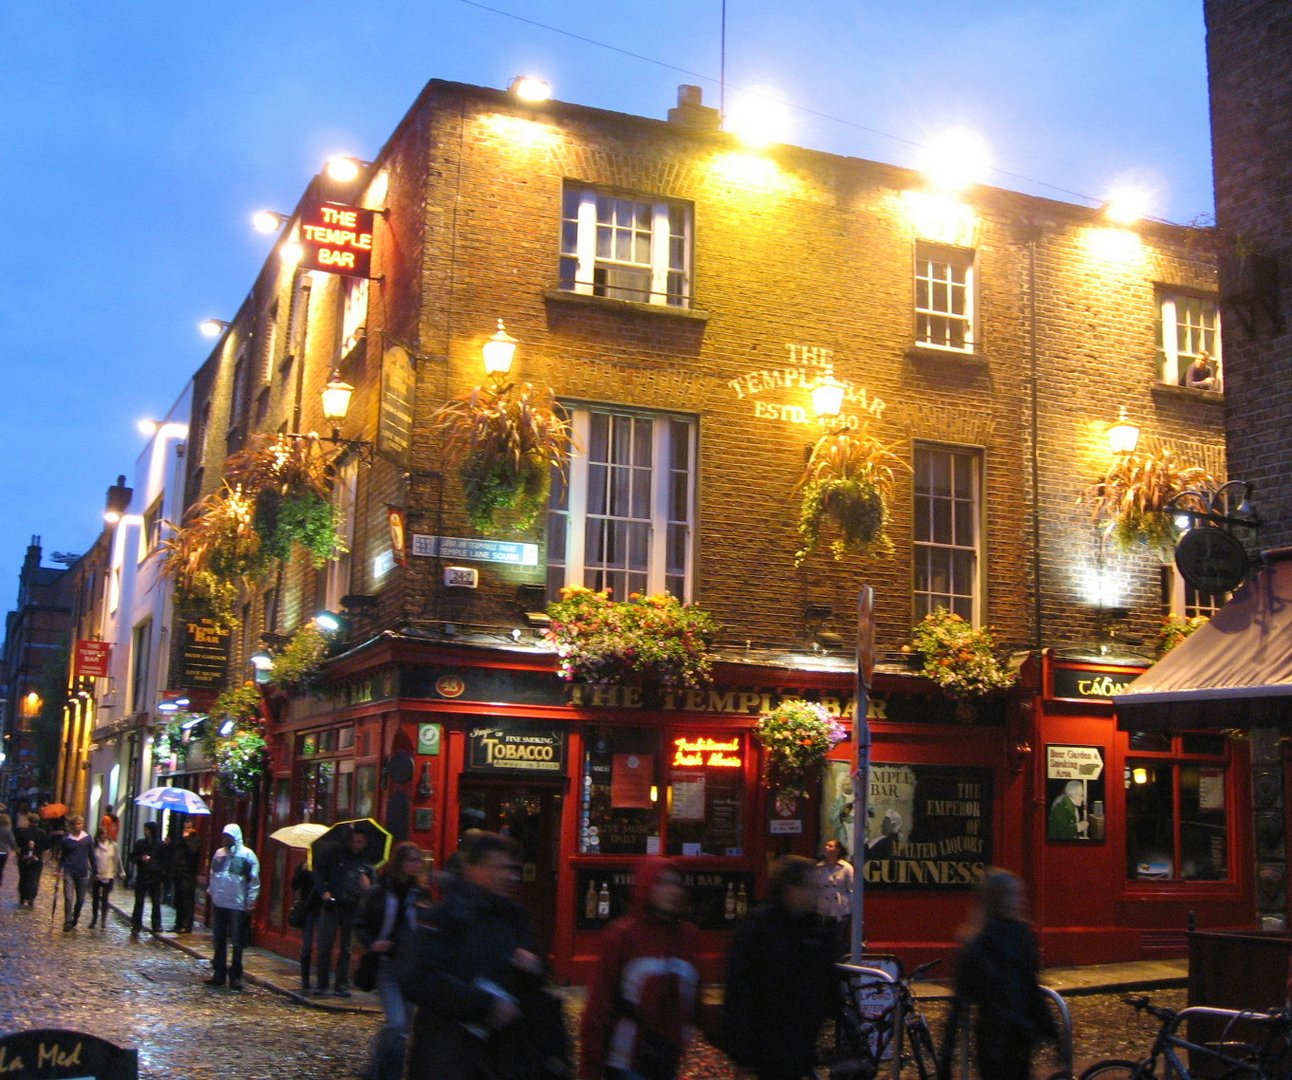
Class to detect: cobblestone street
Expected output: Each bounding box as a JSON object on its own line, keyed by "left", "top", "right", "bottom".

{"left": 0, "top": 865, "right": 1197, "bottom": 1079}
{"left": 0, "top": 873, "right": 380, "bottom": 1079}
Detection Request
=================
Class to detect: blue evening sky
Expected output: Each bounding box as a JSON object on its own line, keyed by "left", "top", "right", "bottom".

{"left": 0, "top": 1, "right": 1212, "bottom": 616}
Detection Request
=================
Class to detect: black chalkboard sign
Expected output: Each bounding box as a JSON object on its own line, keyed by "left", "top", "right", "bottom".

{"left": 0, "top": 1029, "right": 137, "bottom": 1079}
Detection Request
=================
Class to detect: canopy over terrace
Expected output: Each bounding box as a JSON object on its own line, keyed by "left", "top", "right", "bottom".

{"left": 1113, "top": 550, "right": 1292, "bottom": 731}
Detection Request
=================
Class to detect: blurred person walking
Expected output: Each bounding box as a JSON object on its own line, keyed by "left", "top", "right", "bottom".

{"left": 14, "top": 814, "right": 48, "bottom": 907}
{"left": 0, "top": 811, "right": 15, "bottom": 887}
{"left": 580, "top": 857, "right": 700, "bottom": 1080}
{"left": 90, "top": 827, "right": 119, "bottom": 928}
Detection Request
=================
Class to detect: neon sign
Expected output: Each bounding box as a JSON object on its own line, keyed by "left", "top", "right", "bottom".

{"left": 299, "top": 201, "right": 374, "bottom": 278}
{"left": 671, "top": 735, "right": 742, "bottom": 769}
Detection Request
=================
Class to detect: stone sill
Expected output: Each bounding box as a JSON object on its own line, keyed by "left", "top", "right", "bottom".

{"left": 543, "top": 288, "right": 711, "bottom": 323}
{"left": 904, "top": 344, "right": 990, "bottom": 369}
{"left": 1151, "top": 382, "right": 1225, "bottom": 407}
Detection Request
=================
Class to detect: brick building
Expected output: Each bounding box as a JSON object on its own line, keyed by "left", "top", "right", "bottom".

{"left": 132, "top": 78, "right": 1241, "bottom": 979}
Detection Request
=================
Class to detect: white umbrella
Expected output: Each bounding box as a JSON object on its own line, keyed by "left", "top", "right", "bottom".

{"left": 269, "top": 822, "right": 329, "bottom": 850}
{"left": 135, "top": 786, "right": 211, "bottom": 815}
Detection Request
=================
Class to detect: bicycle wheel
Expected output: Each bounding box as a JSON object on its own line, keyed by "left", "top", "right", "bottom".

{"left": 1078, "top": 1060, "right": 1147, "bottom": 1080}
{"left": 906, "top": 1019, "right": 939, "bottom": 1080}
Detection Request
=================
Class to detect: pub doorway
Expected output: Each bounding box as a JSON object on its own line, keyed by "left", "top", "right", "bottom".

{"left": 457, "top": 780, "right": 564, "bottom": 951}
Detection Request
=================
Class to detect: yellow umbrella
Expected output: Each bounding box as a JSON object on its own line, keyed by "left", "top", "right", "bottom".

{"left": 269, "top": 822, "right": 329, "bottom": 868}
{"left": 310, "top": 817, "right": 394, "bottom": 872}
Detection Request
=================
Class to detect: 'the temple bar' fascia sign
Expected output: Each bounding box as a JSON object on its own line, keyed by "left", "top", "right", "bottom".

{"left": 299, "top": 201, "right": 374, "bottom": 277}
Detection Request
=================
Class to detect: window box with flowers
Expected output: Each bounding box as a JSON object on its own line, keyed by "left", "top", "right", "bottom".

{"left": 545, "top": 587, "right": 719, "bottom": 691}
{"left": 907, "top": 608, "right": 1017, "bottom": 700}
{"left": 754, "top": 701, "right": 847, "bottom": 802}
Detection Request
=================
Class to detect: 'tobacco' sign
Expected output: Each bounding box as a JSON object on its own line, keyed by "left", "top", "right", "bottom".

{"left": 299, "top": 201, "right": 374, "bottom": 278}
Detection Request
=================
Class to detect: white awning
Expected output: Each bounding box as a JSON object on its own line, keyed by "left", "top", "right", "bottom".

{"left": 1113, "top": 554, "right": 1292, "bottom": 730}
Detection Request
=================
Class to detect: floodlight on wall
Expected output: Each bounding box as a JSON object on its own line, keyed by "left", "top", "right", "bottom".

{"left": 482, "top": 319, "right": 519, "bottom": 380}
{"left": 252, "top": 209, "right": 290, "bottom": 234}
{"left": 249, "top": 649, "right": 274, "bottom": 685}
{"left": 1107, "top": 406, "right": 1140, "bottom": 455}
{"left": 199, "top": 318, "right": 231, "bottom": 338}
{"left": 218, "top": 718, "right": 236, "bottom": 737}
{"left": 103, "top": 474, "right": 133, "bottom": 524}
{"left": 315, "top": 611, "right": 344, "bottom": 634}
{"left": 280, "top": 240, "right": 305, "bottom": 267}
{"left": 324, "top": 155, "right": 369, "bottom": 184}
{"left": 509, "top": 76, "right": 551, "bottom": 103}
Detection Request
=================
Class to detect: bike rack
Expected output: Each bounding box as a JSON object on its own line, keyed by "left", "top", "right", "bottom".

{"left": 836, "top": 963, "right": 902, "bottom": 1080}
{"left": 952, "top": 984, "right": 1072, "bottom": 1079}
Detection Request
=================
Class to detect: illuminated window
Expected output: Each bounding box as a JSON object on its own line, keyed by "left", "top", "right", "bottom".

{"left": 559, "top": 185, "right": 692, "bottom": 307}
{"left": 261, "top": 300, "right": 279, "bottom": 383}
{"left": 1159, "top": 291, "right": 1221, "bottom": 390}
{"left": 547, "top": 407, "right": 696, "bottom": 600}
{"left": 914, "top": 241, "right": 974, "bottom": 351}
{"left": 913, "top": 445, "right": 980, "bottom": 622}
{"left": 139, "top": 498, "right": 163, "bottom": 562}
{"left": 340, "top": 275, "right": 368, "bottom": 358}
{"left": 129, "top": 618, "right": 152, "bottom": 714}
{"left": 1125, "top": 731, "right": 1230, "bottom": 881}
{"left": 286, "top": 273, "right": 312, "bottom": 369}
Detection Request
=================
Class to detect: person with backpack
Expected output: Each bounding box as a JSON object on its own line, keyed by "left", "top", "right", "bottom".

{"left": 204, "top": 823, "right": 260, "bottom": 991}
{"left": 313, "top": 824, "right": 374, "bottom": 997}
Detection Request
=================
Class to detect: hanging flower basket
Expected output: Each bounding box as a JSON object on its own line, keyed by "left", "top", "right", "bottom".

{"left": 794, "top": 426, "right": 906, "bottom": 566}
{"left": 1083, "top": 444, "right": 1215, "bottom": 555}
{"left": 201, "top": 683, "right": 269, "bottom": 798}
{"left": 268, "top": 622, "right": 330, "bottom": 697}
{"left": 754, "top": 701, "right": 847, "bottom": 801}
{"left": 908, "top": 608, "right": 1017, "bottom": 700}
{"left": 545, "top": 587, "right": 720, "bottom": 690}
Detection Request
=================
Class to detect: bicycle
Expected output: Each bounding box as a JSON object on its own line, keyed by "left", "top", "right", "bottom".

{"left": 1079, "top": 993, "right": 1292, "bottom": 1079}
{"left": 831, "top": 958, "right": 941, "bottom": 1080}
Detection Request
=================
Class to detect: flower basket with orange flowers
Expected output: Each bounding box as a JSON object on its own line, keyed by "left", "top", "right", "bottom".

{"left": 909, "top": 608, "right": 1017, "bottom": 699}
{"left": 545, "top": 587, "right": 719, "bottom": 690}
{"left": 754, "top": 701, "right": 847, "bottom": 801}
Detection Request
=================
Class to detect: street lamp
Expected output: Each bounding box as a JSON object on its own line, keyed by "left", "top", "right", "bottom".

{"left": 1106, "top": 406, "right": 1140, "bottom": 456}
{"left": 482, "top": 319, "right": 519, "bottom": 380}
{"left": 811, "top": 366, "right": 847, "bottom": 426}
{"left": 509, "top": 76, "right": 551, "bottom": 103}
{"left": 279, "top": 371, "right": 374, "bottom": 463}
{"left": 252, "top": 209, "right": 289, "bottom": 234}
{"left": 199, "top": 318, "right": 231, "bottom": 338}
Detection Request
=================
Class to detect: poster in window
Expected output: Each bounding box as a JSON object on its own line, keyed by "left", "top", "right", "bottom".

{"left": 611, "top": 753, "right": 654, "bottom": 808}
{"left": 670, "top": 773, "right": 707, "bottom": 821}
{"left": 1198, "top": 767, "right": 1225, "bottom": 811}
{"left": 1045, "top": 745, "right": 1106, "bottom": 842}
{"left": 862, "top": 763, "right": 992, "bottom": 889}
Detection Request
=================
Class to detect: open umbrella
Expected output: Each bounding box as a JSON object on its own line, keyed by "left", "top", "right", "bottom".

{"left": 135, "top": 786, "right": 211, "bottom": 815}
{"left": 310, "top": 817, "right": 393, "bottom": 873}
{"left": 38, "top": 802, "right": 69, "bottom": 820}
{"left": 270, "top": 822, "right": 329, "bottom": 867}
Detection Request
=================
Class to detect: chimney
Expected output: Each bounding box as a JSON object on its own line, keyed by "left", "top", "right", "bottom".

{"left": 668, "top": 85, "right": 721, "bottom": 132}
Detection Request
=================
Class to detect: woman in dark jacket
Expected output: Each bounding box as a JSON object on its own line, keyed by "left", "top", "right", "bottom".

{"left": 939, "top": 868, "right": 1054, "bottom": 1080}
{"left": 357, "top": 841, "right": 428, "bottom": 1080}
{"left": 15, "top": 815, "right": 49, "bottom": 907}
{"left": 720, "top": 856, "right": 836, "bottom": 1080}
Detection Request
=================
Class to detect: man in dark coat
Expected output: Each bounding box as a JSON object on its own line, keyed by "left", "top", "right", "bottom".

{"left": 719, "top": 856, "right": 836, "bottom": 1080}
{"left": 313, "top": 825, "right": 373, "bottom": 996}
{"left": 170, "top": 819, "right": 203, "bottom": 933}
{"left": 14, "top": 814, "right": 49, "bottom": 907}
{"left": 401, "top": 830, "right": 560, "bottom": 1080}
{"left": 130, "top": 820, "right": 166, "bottom": 936}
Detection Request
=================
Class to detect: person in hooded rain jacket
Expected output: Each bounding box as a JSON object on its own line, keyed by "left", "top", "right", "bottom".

{"left": 937, "top": 868, "right": 1055, "bottom": 1080}
{"left": 204, "top": 823, "right": 260, "bottom": 991}
{"left": 400, "top": 830, "right": 563, "bottom": 1080}
{"left": 580, "top": 857, "right": 701, "bottom": 1080}
{"left": 719, "top": 856, "right": 836, "bottom": 1080}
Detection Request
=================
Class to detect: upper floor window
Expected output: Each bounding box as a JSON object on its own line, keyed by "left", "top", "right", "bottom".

{"left": 286, "top": 272, "right": 312, "bottom": 370}
{"left": 559, "top": 185, "right": 692, "bottom": 307}
{"left": 1159, "top": 291, "right": 1221, "bottom": 391}
{"left": 1161, "top": 566, "right": 1229, "bottom": 621}
{"left": 914, "top": 242, "right": 974, "bottom": 352}
{"left": 913, "top": 444, "right": 980, "bottom": 622}
{"left": 139, "top": 498, "right": 163, "bottom": 562}
{"left": 324, "top": 459, "right": 358, "bottom": 614}
{"left": 340, "top": 276, "right": 368, "bottom": 359}
{"left": 547, "top": 407, "right": 696, "bottom": 601}
{"left": 130, "top": 618, "right": 152, "bottom": 714}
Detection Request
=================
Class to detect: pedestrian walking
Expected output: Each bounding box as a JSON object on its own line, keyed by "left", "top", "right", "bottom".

{"left": 130, "top": 820, "right": 165, "bottom": 936}
{"left": 356, "top": 842, "right": 428, "bottom": 1079}
{"left": 90, "top": 828, "right": 119, "bottom": 928}
{"left": 204, "top": 823, "right": 260, "bottom": 990}
{"left": 14, "top": 814, "right": 47, "bottom": 907}
{"left": 59, "top": 815, "right": 94, "bottom": 931}
{"left": 170, "top": 819, "right": 202, "bottom": 933}
{"left": 937, "top": 868, "right": 1055, "bottom": 1080}
{"left": 100, "top": 810, "right": 120, "bottom": 842}
{"left": 580, "top": 857, "right": 700, "bottom": 1080}
{"left": 313, "top": 824, "right": 373, "bottom": 997}
{"left": 400, "top": 830, "right": 568, "bottom": 1080}
{"left": 290, "top": 859, "right": 322, "bottom": 993}
{"left": 719, "top": 855, "right": 836, "bottom": 1080}
{"left": 0, "top": 812, "right": 15, "bottom": 887}
{"left": 815, "top": 838, "right": 854, "bottom": 960}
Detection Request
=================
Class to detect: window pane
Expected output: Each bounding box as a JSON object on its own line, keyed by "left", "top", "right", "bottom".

{"left": 666, "top": 732, "right": 746, "bottom": 856}
{"left": 581, "top": 726, "right": 660, "bottom": 855}
{"left": 1126, "top": 762, "right": 1174, "bottom": 879}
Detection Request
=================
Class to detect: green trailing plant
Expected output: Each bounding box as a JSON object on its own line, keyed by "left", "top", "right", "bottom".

{"left": 432, "top": 380, "right": 573, "bottom": 534}
{"left": 794, "top": 425, "right": 907, "bottom": 566}
{"left": 269, "top": 622, "right": 330, "bottom": 695}
{"left": 545, "top": 587, "right": 720, "bottom": 690}
{"left": 1084, "top": 445, "right": 1215, "bottom": 555}
{"left": 229, "top": 436, "right": 344, "bottom": 565}
{"left": 1157, "top": 613, "right": 1208, "bottom": 657}
{"left": 909, "top": 607, "right": 1018, "bottom": 699}
{"left": 161, "top": 718, "right": 195, "bottom": 764}
{"left": 754, "top": 700, "right": 846, "bottom": 801}
{"left": 215, "top": 729, "right": 269, "bottom": 798}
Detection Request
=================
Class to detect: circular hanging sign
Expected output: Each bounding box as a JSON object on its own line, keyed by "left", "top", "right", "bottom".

{"left": 1175, "top": 526, "right": 1249, "bottom": 595}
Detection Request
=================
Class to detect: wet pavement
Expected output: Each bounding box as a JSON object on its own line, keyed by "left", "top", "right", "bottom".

{"left": 0, "top": 864, "right": 1204, "bottom": 1078}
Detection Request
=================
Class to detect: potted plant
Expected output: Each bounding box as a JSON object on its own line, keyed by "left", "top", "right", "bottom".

{"left": 433, "top": 380, "right": 573, "bottom": 534}
{"left": 754, "top": 701, "right": 847, "bottom": 801}
{"left": 1156, "top": 613, "right": 1208, "bottom": 657}
{"left": 545, "top": 587, "right": 720, "bottom": 690}
{"left": 908, "top": 608, "right": 1017, "bottom": 699}
{"left": 1084, "top": 445, "right": 1215, "bottom": 554}
{"left": 794, "top": 425, "right": 906, "bottom": 566}
{"left": 204, "top": 683, "right": 268, "bottom": 798}
{"left": 268, "top": 622, "right": 330, "bottom": 696}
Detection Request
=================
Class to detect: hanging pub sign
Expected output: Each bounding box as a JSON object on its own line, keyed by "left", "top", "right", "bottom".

{"left": 298, "top": 201, "right": 375, "bottom": 278}
{"left": 74, "top": 639, "right": 112, "bottom": 678}
{"left": 179, "top": 616, "right": 231, "bottom": 689}
{"left": 466, "top": 723, "right": 566, "bottom": 775}
{"left": 862, "top": 763, "right": 992, "bottom": 889}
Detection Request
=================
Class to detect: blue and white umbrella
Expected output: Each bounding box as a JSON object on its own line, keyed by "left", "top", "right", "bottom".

{"left": 135, "top": 786, "right": 211, "bottom": 815}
